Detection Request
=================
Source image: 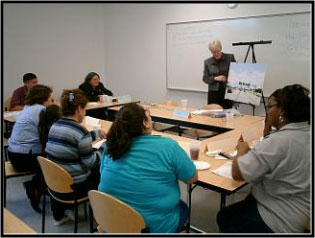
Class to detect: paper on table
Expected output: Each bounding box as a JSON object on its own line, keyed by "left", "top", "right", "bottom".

{"left": 206, "top": 137, "right": 239, "bottom": 153}
{"left": 92, "top": 139, "right": 106, "bottom": 149}
{"left": 212, "top": 161, "right": 233, "bottom": 179}
{"left": 242, "top": 128, "right": 257, "bottom": 143}
{"left": 191, "top": 109, "right": 223, "bottom": 115}
{"left": 4, "top": 111, "right": 22, "bottom": 117}
{"left": 87, "top": 102, "right": 99, "bottom": 106}
{"left": 85, "top": 116, "right": 100, "bottom": 127}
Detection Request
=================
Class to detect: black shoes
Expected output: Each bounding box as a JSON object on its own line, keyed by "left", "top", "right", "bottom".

{"left": 23, "top": 181, "right": 42, "bottom": 213}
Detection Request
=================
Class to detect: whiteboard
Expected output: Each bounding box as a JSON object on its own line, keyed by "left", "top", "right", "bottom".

{"left": 166, "top": 12, "right": 311, "bottom": 96}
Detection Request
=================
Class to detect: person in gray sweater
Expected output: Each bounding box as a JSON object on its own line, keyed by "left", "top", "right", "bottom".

{"left": 218, "top": 84, "right": 310, "bottom": 233}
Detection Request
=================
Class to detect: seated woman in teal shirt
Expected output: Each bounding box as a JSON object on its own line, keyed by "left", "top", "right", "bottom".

{"left": 98, "top": 103, "right": 198, "bottom": 233}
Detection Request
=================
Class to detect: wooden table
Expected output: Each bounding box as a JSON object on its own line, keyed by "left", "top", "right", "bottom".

{"left": 86, "top": 99, "right": 140, "bottom": 111}
{"left": 109, "top": 104, "right": 265, "bottom": 233}
{"left": 3, "top": 208, "right": 36, "bottom": 234}
{"left": 185, "top": 119, "right": 264, "bottom": 232}
{"left": 83, "top": 115, "right": 264, "bottom": 233}
{"left": 108, "top": 104, "right": 264, "bottom": 133}
{"left": 82, "top": 117, "right": 197, "bottom": 149}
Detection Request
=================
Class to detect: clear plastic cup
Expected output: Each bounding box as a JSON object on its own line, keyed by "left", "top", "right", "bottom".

{"left": 99, "top": 95, "right": 106, "bottom": 103}
{"left": 190, "top": 141, "right": 200, "bottom": 160}
{"left": 226, "top": 111, "right": 234, "bottom": 124}
{"left": 181, "top": 99, "right": 188, "bottom": 108}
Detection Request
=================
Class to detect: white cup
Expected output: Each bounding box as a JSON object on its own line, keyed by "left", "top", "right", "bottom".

{"left": 180, "top": 99, "right": 188, "bottom": 108}
{"left": 107, "top": 96, "right": 113, "bottom": 102}
{"left": 189, "top": 141, "right": 200, "bottom": 160}
{"left": 99, "top": 95, "right": 106, "bottom": 103}
{"left": 226, "top": 111, "right": 234, "bottom": 124}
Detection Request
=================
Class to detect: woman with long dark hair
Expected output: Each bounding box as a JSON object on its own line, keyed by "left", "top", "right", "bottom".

{"left": 79, "top": 72, "right": 113, "bottom": 102}
{"left": 99, "top": 103, "right": 198, "bottom": 233}
{"left": 38, "top": 104, "right": 62, "bottom": 150}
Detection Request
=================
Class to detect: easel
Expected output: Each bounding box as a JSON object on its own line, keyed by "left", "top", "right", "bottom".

{"left": 232, "top": 40, "right": 271, "bottom": 115}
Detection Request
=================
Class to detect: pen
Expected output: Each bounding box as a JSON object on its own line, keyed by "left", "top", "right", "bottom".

{"left": 218, "top": 152, "right": 232, "bottom": 159}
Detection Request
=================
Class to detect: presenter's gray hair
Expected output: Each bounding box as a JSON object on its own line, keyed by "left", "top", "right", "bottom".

{"left": 209, "top": 40, "right": 222, "bottom": 52}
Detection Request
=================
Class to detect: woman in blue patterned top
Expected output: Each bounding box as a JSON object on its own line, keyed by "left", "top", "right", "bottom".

{"left": 99, "top": 103, "right": 198, "bottom": 233}
{"left": 45, "top": 89, "right": 106, "bottom": 225}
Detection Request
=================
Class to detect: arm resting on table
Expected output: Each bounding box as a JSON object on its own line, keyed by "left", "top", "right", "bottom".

{"left": 184, "top": 171, "right": 198, "bottom": 184}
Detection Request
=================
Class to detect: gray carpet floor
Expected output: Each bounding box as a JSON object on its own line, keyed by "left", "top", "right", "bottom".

{"left": 5, "top": 173, "right": 250, "bottom": 234}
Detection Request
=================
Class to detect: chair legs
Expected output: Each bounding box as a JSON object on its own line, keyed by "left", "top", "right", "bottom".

{"left": 40, "top": 190, "right": 89, "bottom": 233}
{"left": 89, "top": 204, "right": 94, "bottom": 233}
{"left": 74, "top": 194, "right": 78, "bottom": 233}
{"left": 84, "top": 202, "right": 87, "bottom": 218}
{"left": 42, "top": 190, "right": 46, "bottom": 233}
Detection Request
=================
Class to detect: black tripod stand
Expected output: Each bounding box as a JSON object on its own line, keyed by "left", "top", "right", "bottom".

{"left": 232, "top": 40, "right": 271, "bottom": 115}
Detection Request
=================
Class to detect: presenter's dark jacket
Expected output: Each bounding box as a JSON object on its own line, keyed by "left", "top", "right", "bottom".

{"left": 79, "top": 82, "right": 113, "bottom": 102}
{"left": 202, "top": 53, "right": 236, "bottom": 108}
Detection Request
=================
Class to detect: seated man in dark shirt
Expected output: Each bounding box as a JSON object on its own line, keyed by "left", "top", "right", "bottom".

{"left": 79, "top": 72, "right": 113, "bottom": 102}
{"left": 10, "top": 73, "right": 38, "bottom": 111}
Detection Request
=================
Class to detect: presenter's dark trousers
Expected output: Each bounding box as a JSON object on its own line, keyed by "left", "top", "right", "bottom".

{"left": 217, "top": 194, "right": 273, "bottom": 233}
{"left": 207, "top": 90, "right": 233, "bottom": 109}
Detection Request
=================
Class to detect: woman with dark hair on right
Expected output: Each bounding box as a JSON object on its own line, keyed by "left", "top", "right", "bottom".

{"left": 79, "top": 72, "right": 113, "bottom": 102}
{"left": 217, "top": 84, "right": 310, "bottom": 233}
{"left": 98, "top": 103, "right": 198, "bottom": 233}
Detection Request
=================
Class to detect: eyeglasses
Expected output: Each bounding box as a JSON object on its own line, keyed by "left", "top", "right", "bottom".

{"left": 266, "top": 104, "right": 278, "bottom": 109}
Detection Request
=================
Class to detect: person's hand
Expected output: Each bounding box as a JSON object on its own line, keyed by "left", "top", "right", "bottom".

{"left": 214, "top": 75, "right": 227, "bottom": 82}
{"left": 99, "top": 129, "right": 107, "bottom": 139}
{"left": 263, "top": 118, "right": 272, "bottom": 137}
{"left": 238, "top": 134, "right": 244, "bottom": 143}
{"left": 236, "top": 142, "right": 250, "bottom": 157}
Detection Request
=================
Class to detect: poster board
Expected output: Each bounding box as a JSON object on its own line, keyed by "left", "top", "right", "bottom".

{"left": 224, "top": 63, "right": 267, "bottom": 106}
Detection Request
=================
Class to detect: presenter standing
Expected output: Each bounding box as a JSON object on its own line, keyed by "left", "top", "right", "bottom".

{"left": 202, "top": 40, "right": 236, "bottom": 109}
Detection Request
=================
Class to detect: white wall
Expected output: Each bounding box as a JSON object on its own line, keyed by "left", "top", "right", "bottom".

{"left": 3, "top": 3, "right": 106, "bottom": 103}
{"left": 3, "top": 3, "right": 311, "bottom": 116}
{"left": 102, "top": 3, "right": 311, "bottom": 116}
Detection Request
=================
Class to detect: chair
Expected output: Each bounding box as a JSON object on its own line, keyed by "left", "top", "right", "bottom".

{"left": 37, "top": 156, "right": 91, "bottom": 233}
{"left": 4, "top": 96, "right": 12, "bottom": 111}
{"left": 4, "top": 161, "right": 35, "bottom": 207}
{"left": 182, "top": 104, "right": 223, "bottom": 140}
{"left": 153, "top": 100, "right": 180, "bottom": 134}
{"left": 4, "top": 140, "right": 35, "bottom": 207}
{"left": 88, "top": 190, "right": 149, "bottom": 233}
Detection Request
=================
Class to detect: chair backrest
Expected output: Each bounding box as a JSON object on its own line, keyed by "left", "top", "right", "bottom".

{"left": 160, "top": 100, "right": 178, "bottom": 107}
{"left": 4, "top": 97, "right": 12, "bottom": 111}
{"left": 202, "top": 103, "right": 223, "bottom": 110}
{"left": 37, "top": 156, "right": 74, "bottom": 193}
{"left": 88, "top": 190, "right": 147, "bottom": 233}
